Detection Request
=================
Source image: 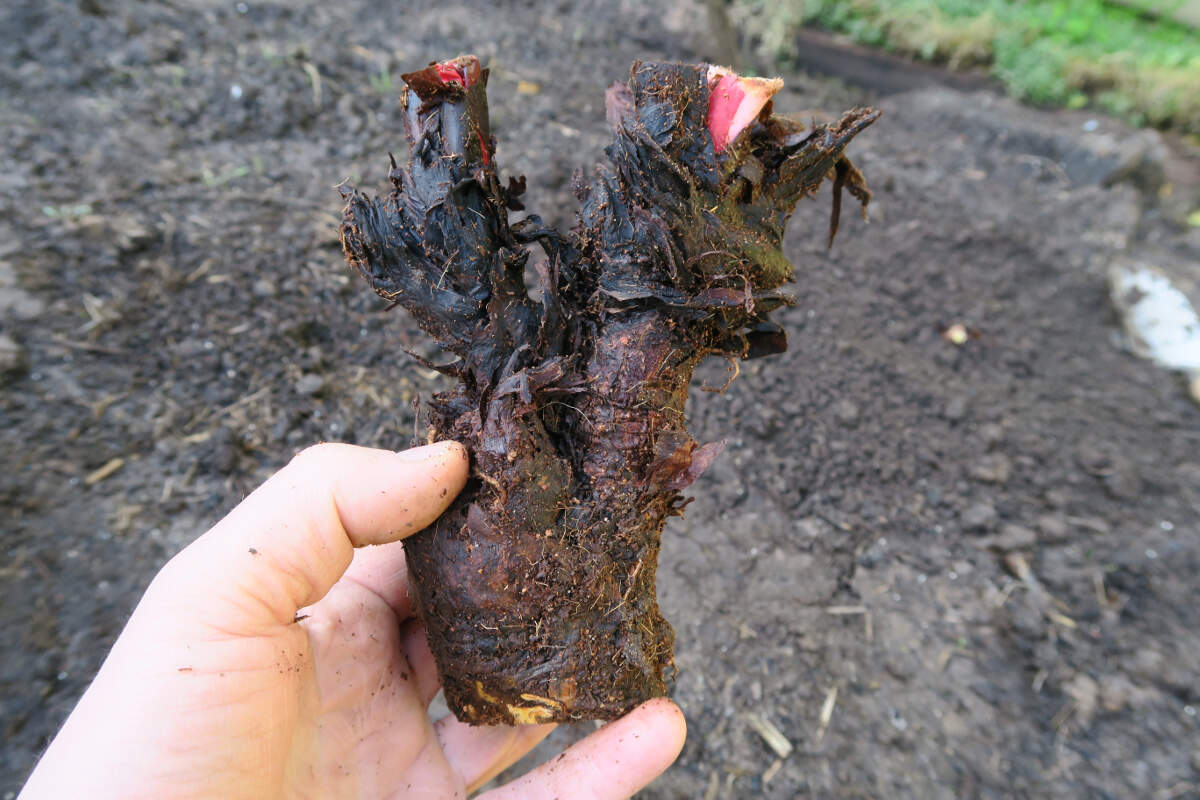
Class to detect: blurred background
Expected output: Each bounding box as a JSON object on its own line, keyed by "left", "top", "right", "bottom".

{"left": 2, "top": 1, "right": 1198, "bottom": 797}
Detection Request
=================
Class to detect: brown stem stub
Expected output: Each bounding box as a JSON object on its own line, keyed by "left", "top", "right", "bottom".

{"left": 339, "top": 55, "right": 877, "bottom": 725}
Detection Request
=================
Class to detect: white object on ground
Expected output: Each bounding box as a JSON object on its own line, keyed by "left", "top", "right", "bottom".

{"left": 1109, "top": 262, "right": 1200, "bottom": 371}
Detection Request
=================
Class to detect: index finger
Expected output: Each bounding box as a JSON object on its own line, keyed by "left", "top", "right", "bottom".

{"left": 479, "top": 698, "right": 687, "bottom": 800}
{"left": 153, "top": 441, "right": 469, "bottom": 631}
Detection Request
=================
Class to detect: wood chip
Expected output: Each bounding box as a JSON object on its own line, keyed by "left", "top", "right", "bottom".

{"left": 744, "top": 712, "right": 793, "bottom": 759}
{"left": 185, "top": 259, "right": 214, "bottom": 283}
{"left": 302, "top": 61, "right": 323, "bottom": 108}
{"left": 88, "top": 393, "right": 123, "bottom": 419}
{"left": 49, "top": 335, "right": 126, "bottom": 355}
{"left": 111, "top": 503, "right": 143, "bottom": 533}
{"left": 1006, "top": 552, "right": 1078, "bottom": 630}
{"left": 762, "top": 758, "right": 784, "bottom": 784}
{"left": 824, "top": 605, "right": 867, "bottom": 615}
{"left": 84, "top": 457, "right": 124, "bottom": 485}
{"left": 1046, "top": 609, "right": 1078, "bottom": 629}
{"left": 815, "top": 686, "right": 838, "bottom": 743}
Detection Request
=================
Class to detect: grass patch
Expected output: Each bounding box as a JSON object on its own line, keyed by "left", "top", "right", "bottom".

{"left": 740, "top": 0, "right": 1200, "bottom": 134}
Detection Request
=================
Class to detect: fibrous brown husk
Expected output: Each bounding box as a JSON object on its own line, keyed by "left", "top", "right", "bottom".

{"left": 340, "top": 55, "right": 877, "bottom": 725}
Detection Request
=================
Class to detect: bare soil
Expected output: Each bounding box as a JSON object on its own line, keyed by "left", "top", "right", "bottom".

{"left": 2, "top": 1, "right": 1199, "bottom": 798}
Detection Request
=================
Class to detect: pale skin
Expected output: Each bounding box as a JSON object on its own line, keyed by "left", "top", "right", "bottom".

{"left": 20, "top": 441, "right": 687, "bottom": 799}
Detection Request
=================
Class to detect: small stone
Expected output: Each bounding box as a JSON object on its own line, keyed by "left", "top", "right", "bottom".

{"left": 1125, "top": 647, "right": 1164, "bottom": 685}
{"left": 203, "top": 427, "right": 238, "bottom": 474}
{"left": 969, "top": 453, "right": 1011, "bottom": 485}
{"left": 295, "top": 373, "right": 325, "bottom": 396}
{"left": 834, "top": 399, "right": 859, "bottom": 427}
{"left": 1073, "top": 515, "right": 1111, "bottom": 535}
{"left": 1037, "top": 514, "right": 1070, "bottom": 542}
{"left": 796, "top": 516, "right": 829, "bottom": 538}
{"left": 979, "top": 423, "right": 1005, "bottom": 448}
{"left": 943, "top": 323, "right": 969, "bottom": 345}
{"left": 111, "top": 214, "right": 153, "bottom": 252}
{"left": 1177, "top": 462, "right": 1200, "bottom": 487}
{"left": 1009, "top": 599, "right": 1044, "bottom": 639}
{"left": 944, "top": 395, "right": 968, "bottom": 421}
{"left": 0, "top": 333, "right": 27, "bottom": 378}
{"left": 337, "top": 94, "right": 364, "bottom": 135}
{"left": 253, "top": 279, "right": 278, "bottom": 298}
{"left": 1076, "top": 442, "right": 1109, "bottom": 474}
{"left": 1063, "top": 673, "right": 1099, "bottom": 727}
{"left": 1099, "top": 674, "right": 1135, "bottom": 713}
{"left": 1043, "top": 488, "right": 1070, "bottom": 508}
{"left": 1103, "top": 466, "right": 1141, "bottom": 500}
{"left": 0, "top": 270, "right": 45, "bottom": 320}
{"left": 925, "top": 485, "right": 944, "bottom": 507}
{"left": 941, "top": 711, "right": 969, "bottom": 738}
{"left": 1101, "top": 129, "right": 1167, "bottom": 195}
{"left": 978, "top": 523, "right": 1036, "bottom": 551}
{"left": 857, "top": 536, "right": 889, "bottom": 567}
{"left": 961, "top": 502, "right": 997, "bottom": 531}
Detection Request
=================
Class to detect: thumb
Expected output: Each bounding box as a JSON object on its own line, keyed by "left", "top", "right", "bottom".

{"left": 150, "top": 441, "right": 468, "bottom": 633}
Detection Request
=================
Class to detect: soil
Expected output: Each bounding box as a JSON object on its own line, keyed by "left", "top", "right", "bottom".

{"left": 2, "top": 1, "right": 1199, "bottom": 798}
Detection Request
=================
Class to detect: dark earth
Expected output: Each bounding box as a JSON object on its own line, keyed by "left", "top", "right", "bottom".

{"left": 3, "top": 1, "right": 1199, "bottom": 798}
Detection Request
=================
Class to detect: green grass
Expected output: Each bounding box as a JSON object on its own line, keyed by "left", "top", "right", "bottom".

{"left": 745, "top": 0, "right": 1200, "bottom": 134}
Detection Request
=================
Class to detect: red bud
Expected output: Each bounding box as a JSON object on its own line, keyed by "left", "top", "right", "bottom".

{"left": 706, "top": 66, "right": 782, "bottom": 153}
{"left": 435, "top": 63, "right": 466, "bottom": 85}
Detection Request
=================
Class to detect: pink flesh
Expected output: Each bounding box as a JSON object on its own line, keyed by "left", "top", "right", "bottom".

{"left": 706, "top": 73, "right": 745, "bottom": 152}
{"left": 436, "top": 62, "right": 467, "bottom": 86}
{"left": 707, "top": 71, "right": 780, "bottom": 153}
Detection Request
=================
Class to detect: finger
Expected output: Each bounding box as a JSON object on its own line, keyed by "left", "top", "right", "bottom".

{"left": 341, "top": 538, "right": 413, "bottom": 618}
{"left": 435, "top": 716, "right": 555, "bottom": 793}
{"left": 478, "top": 698, "right": 686, "bottom": 800}
{"left": 400, "top": 618, "right": 441, "bottom": 706}
{"left": 153, "top": 441, "right": 468, "bottom": 631}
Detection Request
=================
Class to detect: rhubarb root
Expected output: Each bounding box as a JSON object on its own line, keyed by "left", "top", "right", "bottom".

{"left": 340, "top": 56, "right": 877, "bottom": 724}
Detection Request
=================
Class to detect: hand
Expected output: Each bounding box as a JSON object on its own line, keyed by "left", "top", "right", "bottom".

{"left": 20, "top": 442, "right": 686, "bottom": 799}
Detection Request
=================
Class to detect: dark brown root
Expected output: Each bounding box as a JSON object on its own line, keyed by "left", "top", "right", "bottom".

{"left": 340, "top": 56, "right": 877, "bottom": 724}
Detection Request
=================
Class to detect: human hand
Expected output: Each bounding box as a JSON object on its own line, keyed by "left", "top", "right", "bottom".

{"left": 20, "top": 442, "right": 686, "bottom": 799}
